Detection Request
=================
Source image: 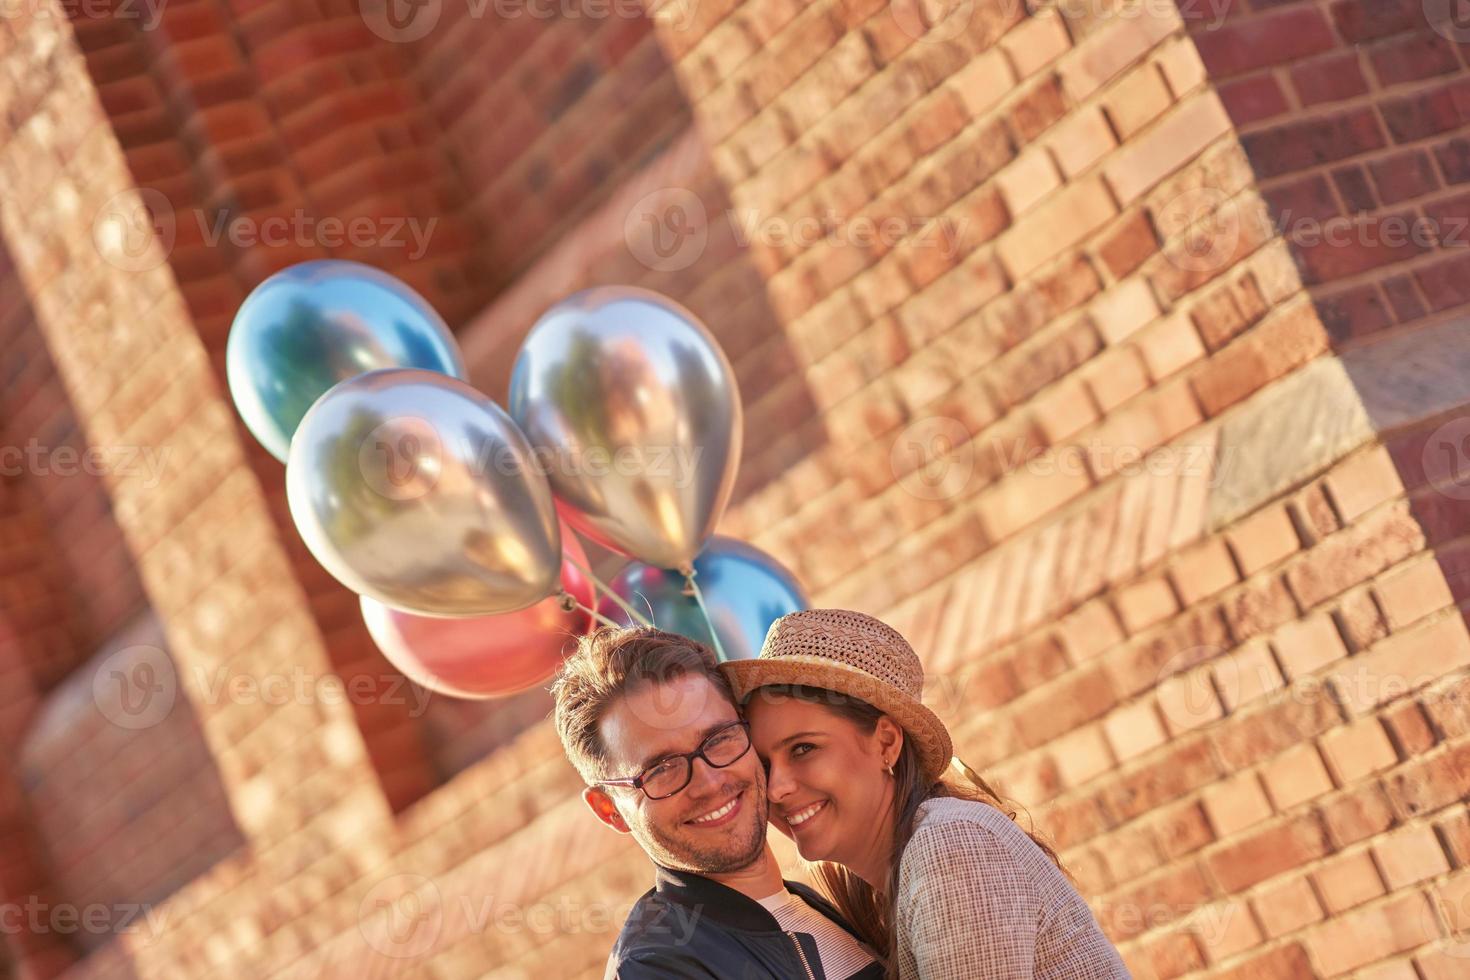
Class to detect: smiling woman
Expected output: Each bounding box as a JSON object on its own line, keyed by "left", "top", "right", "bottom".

{"left": 725, "top": 610, "right": 1131, "bottom": 980}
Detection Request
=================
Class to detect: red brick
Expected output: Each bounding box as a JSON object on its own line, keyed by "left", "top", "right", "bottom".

{"left": 1255, "top": 877, "right": 1325, "bottom": 941}
{"left": 1153, "top": 799, "right": 1215, "bottom": 861}
{"left": 1058, "top": 4, "right": 1178, "bottom": 102}
{"left": 1436, "top": 136, "right": 1470, "bottom": 185}
{"left": 1321, "top": 783, "right": 1398, "bottom": 847}
{"left": 1046, "top": 105, "right": 1117, "bottom": 179}
{"left": 1170, "top": 538, "right": 1240, "bottom": 606}
{"left": 1113, "top": 576, "right": 1180, "bottom": 635}
{"left": 1328, "top": 449, "right": 1405, "bottom": 525}
{"left": 1202, "top": 771, "right": 1273, "bottom": 837}
{"left": 1316, "top": 283, "right": 1396, "bottom": 345}
{"left": 1285, "top": 502, "right": 1424, "bottom": 610}
{"left": 1289, "top": 484, "right": 1342, "bottom": 548}
{"left": 1104, "top": 66, "right": 1173, "bottom": 140}
{"left": 1190, "top": 302, "right": 1330, "bottom": 418}
{"left": 1015, "top": 667, "right": 1117, "bottom": 748}
{"left": 1306, "top": 891, "right": 1439, "bottom": 976}
{"left": 1380, "top": 79, "right": 1470, "bottom": 145}
{"left": 1102, "top": 698, "right": 1168, "bottom": 762}
{"left": 1143, "top": 931, "right": 1204, "bottom": 979}
{"left": 1009, "top": 74, "right": 1068, "bottom": 144}
{"left": 1211, "top": 944, "right": 1314, "bottom": 980}
{"left": 1103, "top": 93, "right": 1234, "bottom": 205}
{"left": 1321, "top": 717, "right": 1398, "bottom": 784}
{"left": 1370, "top": 150, "right": 1442, "bottom": 205}
{"left": 997, "top": 174, "right": 1119, "bottom": 280}
{"left": 1193, "top": 7, "right": 1336, "bottom": 78}
{"left": 1313, "top": 849, "right": 1387, "bottom": 914}
{"left": 1000, "top": 10, "right": 1071, "bottom": 79}
{"left": 1226, "top": 505, "right": 1301, "bottom": 577}
{"left": 1210, "top": 691, "right": 1341, "bottom": 771}
{"left": 1381, "top": 701, "right": 1436, "bottom": 758}
{"left": 1370, "top": 32, "right": 1462, "bottom": 88}
{"left": 1336, "top": 162, "right": 1380, "bottom": 213}
{"left": 1104, "top": 738, "right": 1221, "bottom": 822}
{"left": 1384, "top": 743, "right": 1470, "bottom": 818}
{"left": 1207, "top": 814, "right": 1331, "bottom": 892}
{"left": 1414, "top": 251, "right": 1470, "bottom": 312}
{"left": 1241, "top": 108, "right": 1387, "bottom": 180}
{"left": 1374, "top": 556, "right": 1455, "bottom": 631}
{"left": 1219, "top": 75, "right": 1290, "bottom": 127}
{"left": 1098, "top": 209, "right": 1160, "bottom": 280}
{"left": 1330, "top": 0, "right": 1423, "bottom": 43}
{"left": 1290, "top": 51, "right": 1370, "bottom": 107}
{"left": 1221, "top": 575, "right": 1299, "bottom": 645}
{"left": 1334, "top": 588, "right": 1391, "bottom": 654}
{"left": 1373, "top": 824, "right": 1451, "bottom": 889}
{"left": 1261, "top": 742, "right": 1334, "bottom": 811}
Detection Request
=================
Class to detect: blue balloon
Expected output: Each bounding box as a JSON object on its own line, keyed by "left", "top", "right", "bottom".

{"left": 599, "top": 537, "right": 809, "bottom": 662}
{"left": 226, "top": 259, "right": 465, "bottom": 462}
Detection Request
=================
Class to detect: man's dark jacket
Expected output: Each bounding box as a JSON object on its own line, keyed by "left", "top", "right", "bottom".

{"left": 605, "top": 864, "right": 887, "bottom": 979}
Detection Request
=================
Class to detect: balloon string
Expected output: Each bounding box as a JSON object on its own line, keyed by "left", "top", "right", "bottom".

{"left": 682, "top": 564, "right": 730, "bottom": 663}
{"left": 562, "top": 553, "right": 655, "bottom": 628}
{"left": 570, "top": 596, "right": 625, "bottom": 631}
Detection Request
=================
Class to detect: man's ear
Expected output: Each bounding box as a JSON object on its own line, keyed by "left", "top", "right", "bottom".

{"left": 583, "top": 785, "right": 632, "bottom": 834}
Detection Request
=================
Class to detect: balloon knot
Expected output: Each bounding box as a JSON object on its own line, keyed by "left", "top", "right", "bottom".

{"left": 556, "top": 590, "right": 577, "bottom": 613}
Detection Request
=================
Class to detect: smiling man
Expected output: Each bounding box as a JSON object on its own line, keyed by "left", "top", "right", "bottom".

{"left": 553, "top": 626, "right": 883, "bottom": 979}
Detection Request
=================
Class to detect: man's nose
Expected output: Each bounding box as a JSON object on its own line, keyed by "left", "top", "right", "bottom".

{"left": 684, "top": 754, "right": 725, "bottom": 796}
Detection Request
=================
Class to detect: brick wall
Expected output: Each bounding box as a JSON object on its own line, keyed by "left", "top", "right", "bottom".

{"left": 2, "top": 0, "right": 1470, "bottom": 978}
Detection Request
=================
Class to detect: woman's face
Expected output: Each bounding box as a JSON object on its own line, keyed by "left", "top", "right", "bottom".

{"left": 745, "top": 691, "right": 902, "bottom": 867}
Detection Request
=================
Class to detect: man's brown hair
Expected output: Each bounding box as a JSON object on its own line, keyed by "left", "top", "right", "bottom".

{"left": 551, "top": 625, "right": 735, "bottom": 783}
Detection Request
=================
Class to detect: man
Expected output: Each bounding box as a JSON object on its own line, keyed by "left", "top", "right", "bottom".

{"left": 553, "top": 626, "right": 884, "bottom": 979}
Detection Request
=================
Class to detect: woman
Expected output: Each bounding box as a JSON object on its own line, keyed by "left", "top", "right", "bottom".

{"left": 722, "top": 608, "right": 1130, "bottom": 979}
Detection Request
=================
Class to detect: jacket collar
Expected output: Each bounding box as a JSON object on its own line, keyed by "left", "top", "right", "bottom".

{"left": 652, "top": 864, "right": 862, "bottom": 940}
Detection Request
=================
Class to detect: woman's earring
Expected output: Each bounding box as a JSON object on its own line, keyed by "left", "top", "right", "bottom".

{"left": 885, "top": 761, "right": 895, "bottom": 776}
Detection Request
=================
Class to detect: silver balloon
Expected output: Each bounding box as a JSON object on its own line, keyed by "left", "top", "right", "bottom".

{"left": 227, "top": 259, "right": 465, "bottom": 462}
{"left": 286, "top": 368, "right": 562, "bottom": 617}
{"left": 508, "top": 287, "right": 742, "bottom": 570}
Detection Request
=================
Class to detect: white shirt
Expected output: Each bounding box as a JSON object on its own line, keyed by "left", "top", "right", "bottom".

{"left": 757, "top": 887, "right": 879, "bottom": 979}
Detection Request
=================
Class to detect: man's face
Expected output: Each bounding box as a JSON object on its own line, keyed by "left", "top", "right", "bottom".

{"left": 592, "top": 673, "right": 768, "bottom": 874}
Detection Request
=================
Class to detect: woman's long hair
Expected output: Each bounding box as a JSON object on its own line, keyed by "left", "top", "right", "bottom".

{"left": 764, "top": 685, "right": 1063, "bottom": 977}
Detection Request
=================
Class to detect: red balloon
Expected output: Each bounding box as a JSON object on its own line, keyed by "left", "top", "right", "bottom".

{"left": 361, "top": 522, "right": 594, "bottom": 699}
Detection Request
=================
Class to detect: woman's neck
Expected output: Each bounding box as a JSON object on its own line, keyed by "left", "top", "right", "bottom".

{"left": 844, "top": 782, "right": 901, "bottom": 890}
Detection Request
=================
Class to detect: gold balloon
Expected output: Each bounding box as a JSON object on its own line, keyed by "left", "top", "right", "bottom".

{"left": 508, "top": 287, "right": 743, "bottom": 570}
{"left": 287, "top": 368, "right": 562, "bottom": 617}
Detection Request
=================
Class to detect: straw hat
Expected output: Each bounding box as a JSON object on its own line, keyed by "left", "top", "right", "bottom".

{"left": 721, "top": 609, "right": 954, "bottom": 785}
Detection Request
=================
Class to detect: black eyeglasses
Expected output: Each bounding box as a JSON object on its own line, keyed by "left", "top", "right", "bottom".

{"left": 601, "top": 720, "right": 752, "bottom": 800}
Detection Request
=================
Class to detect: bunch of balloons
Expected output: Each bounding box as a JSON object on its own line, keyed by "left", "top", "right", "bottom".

{"left": 227, "top": 260, "right": 809, "bottom": 700}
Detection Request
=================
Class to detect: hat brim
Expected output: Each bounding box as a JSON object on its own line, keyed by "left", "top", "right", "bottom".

{"left": 721, "top": 656, "right": 954, "bottom": 786}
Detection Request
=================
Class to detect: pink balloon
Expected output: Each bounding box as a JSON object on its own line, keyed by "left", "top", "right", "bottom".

{"left": 361, "top": 523, "right": 594, "bottom": 699}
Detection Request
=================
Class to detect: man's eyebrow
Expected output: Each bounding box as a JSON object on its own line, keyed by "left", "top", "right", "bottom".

{"left": 636, "top": 720, "right": 737, "bottom": 771}
{"left": 772, "top": 730, "right": 825, "bottom": 751}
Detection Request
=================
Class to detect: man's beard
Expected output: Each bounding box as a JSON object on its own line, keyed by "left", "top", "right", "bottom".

{"left": 637, "top": 766, "right": 769, "bottom": 875}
